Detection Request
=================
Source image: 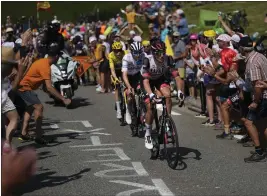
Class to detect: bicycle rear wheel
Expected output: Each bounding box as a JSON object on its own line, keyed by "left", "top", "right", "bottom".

{"left": 163, "top": 116, "right": 180, "bottom": 169}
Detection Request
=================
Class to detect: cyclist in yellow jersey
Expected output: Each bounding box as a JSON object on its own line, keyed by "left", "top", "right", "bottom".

{"left": 109, "top": 42, "right": 128, "bottom": 119}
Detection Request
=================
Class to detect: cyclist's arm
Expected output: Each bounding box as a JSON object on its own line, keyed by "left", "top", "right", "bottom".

{"left": 142, "top": 58, "right": 153, "bottom": 96}
{"left": 122, "top": 59, "right": 131, "bottom": 89}
{"left": 109, "top": 54, "right": 118, "bottom": 80}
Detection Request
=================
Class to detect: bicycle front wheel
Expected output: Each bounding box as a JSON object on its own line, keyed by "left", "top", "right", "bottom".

{"left": 163, "top": 116, "right": 180, "bottom": 169}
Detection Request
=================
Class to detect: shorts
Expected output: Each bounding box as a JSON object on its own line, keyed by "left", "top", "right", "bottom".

{"left": 239, "top": 91, "right": 252, "bottom": 118}
{"left": 1, "top": 96, "right": 16, "bottom": 114}
{"left": 177, "top": 68, "right": 185, "bottom": 79}
{"left": 99, "top": 60, "right": 110, "bottom": 73}
{"left": 17, "top": 90, "right": 41, "bottom": 107}
{"left": 148, "top": 76, "right": 170, "bottom": 91}
{"left": 128, "top": 72, "right": 141, "bottom": 90}
{"left": 186, "top": 73, "right": 196, "bottom": 87}
{"left": 246, "top": 99, "right": 267, "bottom": 121}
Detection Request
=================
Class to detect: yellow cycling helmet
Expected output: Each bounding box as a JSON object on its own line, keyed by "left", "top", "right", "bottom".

{"left": 142, "top": 40, "right": 150, "bottom": 47}
{"left": 112, "top": 41, "right": 123, "bottom": 50}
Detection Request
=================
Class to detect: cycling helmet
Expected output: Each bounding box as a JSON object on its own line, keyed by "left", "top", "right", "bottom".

{"left": 151, "top": 39, "right": 165, "bottom": 53}
{"left": 189, "top": 33, "right": 198, "bottom": 40}
{"left": 142, "top": 40, "right": 150, "bottom": 47}
{"left": 112, "top": 41, "right": 123, "bottom": 50}
{"left": 130, "top": 42, "right": 143, "bottom": 53}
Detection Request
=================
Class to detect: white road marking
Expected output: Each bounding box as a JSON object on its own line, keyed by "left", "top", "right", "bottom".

{"left": 91, "top": 132, "right": 111, "bottom": 136}
{"left": 110, "top": 179, "right": 174, "bottom": 196}
{"left": 70, "top": 143, "right": 123, "bottom": 148}
{"left": 156, "top": 104, "right": 181, "bottom": 116}
{"left": 50, "top": 124, "right": 59, "bottom": 129}
{"left": 91, "top": 136, "right": 101, "bottom": 145}
{"left": 61, "top": 128, "right": 105, "bottom": 133}
{"left": 60, "top": 120, "right": 93, "bottom": 127}
{"left": 82, "top": 147, "right": 131, "bottom": 162}
{"left": 94, "top": 162, "right": 149, "bottom": 178}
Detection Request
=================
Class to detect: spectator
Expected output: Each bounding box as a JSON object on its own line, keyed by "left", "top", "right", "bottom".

{"left": 171, "top": 31, "right": 187, "bottom": 105}
{"left": 120, "top": 5, "right": 143, "bottom": 30}
{"left": 238, "top": 36, "right": 267, "bottom": 162}
{"left": 17, "top": 42, "right": 71, "bottom": 144}
{"left": 173, "top": 9, "right": 189, "bottom": 38}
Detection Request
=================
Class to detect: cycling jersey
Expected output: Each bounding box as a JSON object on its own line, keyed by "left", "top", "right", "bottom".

{"left": 141, "top": 55, "right": 174, "bottom": 80}
{"left": 109, "top": 50, "right": 128, "bottom": 70}
{"left": 122, "top": 53, "right": 145, "bottom": 76}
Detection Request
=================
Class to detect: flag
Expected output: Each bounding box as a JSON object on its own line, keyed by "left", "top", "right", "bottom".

{"left": 37, "top": 1, "right": 51, "bottom": 11}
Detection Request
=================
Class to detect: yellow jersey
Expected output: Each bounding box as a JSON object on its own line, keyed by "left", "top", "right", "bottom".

{"left": 109, "top": 50, "right": 128, "bottom": 70}
{"left": 126, "top": 12, "right": 136, "bottom": 24}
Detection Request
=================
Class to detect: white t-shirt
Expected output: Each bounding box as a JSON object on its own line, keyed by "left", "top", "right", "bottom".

{"left": 122, "top": 53, "right": 144, "bottom": 75}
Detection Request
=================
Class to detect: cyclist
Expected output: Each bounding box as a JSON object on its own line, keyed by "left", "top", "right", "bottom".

{"left": 122, "top": 42, "right": 145, "bottom": 127}
{"left": 141, "top": 39, "right": 178, "bottom": 149}
{"left": 109, "top": 42, "right": 128, "bottom": 120}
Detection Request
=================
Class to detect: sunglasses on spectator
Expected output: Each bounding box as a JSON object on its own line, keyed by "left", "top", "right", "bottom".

{"left": 153, "top": 50, "right": 164, "bottom": 55}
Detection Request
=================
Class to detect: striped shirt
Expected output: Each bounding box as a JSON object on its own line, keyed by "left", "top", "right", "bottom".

{"left": 245, "top": 51, "right": 267, "bottom": 99}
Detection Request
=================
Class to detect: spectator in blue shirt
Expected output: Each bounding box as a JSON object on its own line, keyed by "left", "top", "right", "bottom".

{"left": 174, "top": 9, "right": 189, "bottom": 37}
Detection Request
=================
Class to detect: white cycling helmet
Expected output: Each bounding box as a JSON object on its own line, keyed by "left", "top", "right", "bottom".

{"left": 130, "top": 41, "right": 143, "bottom": 53}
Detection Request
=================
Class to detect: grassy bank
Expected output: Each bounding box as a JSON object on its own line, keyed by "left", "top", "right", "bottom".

{"left": 2, "top": 1, "right": 266, "bottom": 37}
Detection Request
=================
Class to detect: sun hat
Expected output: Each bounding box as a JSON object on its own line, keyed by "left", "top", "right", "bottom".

{"left": 204, "top": 30, "right": 216, "bottom": 38}
{"left": 1, "top": 46, "right": 17, "bottom": 65}
{"left": 5, "top": 27, "right": 13, "bottom": 33}
{"left": 216, "top": 34, "right": 231, "bottom": 42}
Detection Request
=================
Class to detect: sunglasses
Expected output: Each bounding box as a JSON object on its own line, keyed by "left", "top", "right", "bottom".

{"left": 113, "top": 49, "right": 122, "bottom": 53}
{"left": 152, "top": 50, "right": 164, "bottom": 55}
{"left": 132, "top": 51, "right": 142, "bottom": 56}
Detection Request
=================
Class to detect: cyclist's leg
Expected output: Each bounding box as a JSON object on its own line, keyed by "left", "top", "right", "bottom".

{"left": 114, "top": 70, "right": 122, "bottom": 119}
{"left": 159, "top": 84, "right": 172, "bottom": 115}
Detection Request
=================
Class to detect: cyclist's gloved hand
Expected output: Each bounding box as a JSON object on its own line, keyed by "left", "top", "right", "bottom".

{"left": 149, "top": 93, "right": 156, "bottom": 101}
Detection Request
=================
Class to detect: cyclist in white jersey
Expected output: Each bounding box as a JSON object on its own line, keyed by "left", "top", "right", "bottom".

{"left": 122, "top": 42, "right": 145, "bottom": 125}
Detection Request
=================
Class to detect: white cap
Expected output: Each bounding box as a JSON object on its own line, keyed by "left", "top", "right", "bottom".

{"left": 89, "top": 36, "right": 97, "bottom": 43}
{"left": 52, "top": 19, "right": 60, "bottom": 24}
{"left": 133, "top": 35, "right": 142, "bottom": 42}
{"left": 216, "top": 34, "right": 231, "bottom": 42}
{"left": 176, "top": 9, "right": 184, "bottom": 15}
{"left": 99, "top": 34, "right": 106, "bottom": 40}
{"left": 231, "top": 34, "right": 241, "bottom": 43}
{"left": 130, "top": 30, "right": 136, "bottom": 35}
{"left": 6, "top": 27, "right": 13, "bottom": 33}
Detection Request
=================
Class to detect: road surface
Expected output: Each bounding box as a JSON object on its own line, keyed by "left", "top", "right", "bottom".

{"left": 13, "top": 86, "right": 267, "bottom": 196}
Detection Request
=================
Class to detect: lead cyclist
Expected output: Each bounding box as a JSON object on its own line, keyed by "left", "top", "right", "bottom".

{"left": 141, "top": 39, "right": 179, "bottom": 149}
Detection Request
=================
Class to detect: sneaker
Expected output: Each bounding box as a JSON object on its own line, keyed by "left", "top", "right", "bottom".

{"left": 216, "top": 132, "right": 233, "bottom": 140}
{"left": 125, "top": 109, "right": 132, "bottom": 124}
{"left": 95, "top": 84, "right": 100, "bottom": 88}
{"left": 18, "top": 134, "right": 34, "bottom": 141}
{"left": 242, "top": 141, "right": 254, "bottom": 147}
{"left": 116, "top": 111, "right": 122, "bottom": 119}
{"left": 145, "top": 136, "right": 153, "bottom": 149}
{"left": 96, "top": 86, "right": 102, "bottom": 92}
{"left": 201, "top": 119, "right": 215, "bottom": 126}
{"left": 195, "top": 113, "right": 207, "bottom": 118}
{"left": 244, "top": 152, "right": 267, "bottom": 163}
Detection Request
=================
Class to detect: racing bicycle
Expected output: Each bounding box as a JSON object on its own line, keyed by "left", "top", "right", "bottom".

{"left": 150, "top": 96, "right": 181, "bottom": 169}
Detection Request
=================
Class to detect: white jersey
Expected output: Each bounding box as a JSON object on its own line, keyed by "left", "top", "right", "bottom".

{"left": 122, "top": 53, "right": 145, "bottom": 76}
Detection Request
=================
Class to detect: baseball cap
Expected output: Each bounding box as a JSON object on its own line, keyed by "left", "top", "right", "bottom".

{"left": 130, "top": 30, "right": 136, "bottom": 35}
{"left": 99, "top": 34, "right": 106, "bottom": 40}
{"left": 238, "top": 36, "right": 253, "bottom": 48}
{"left": 216, "top": 34, "right": 231, "bottom": 42}
{"left": 89, "top": 36, "right": 97, "bottom": 43}
{"left": 173, "top": 31, "right": 180, "bottom": 37}
{"left": 176, "top": 9, "right": 184, "bottom": 15}
{"left": 231, "top": 34, "right": 241, "bottom": 43}
{"left": 6, "top": 27, "right": 13, "bottom": 33}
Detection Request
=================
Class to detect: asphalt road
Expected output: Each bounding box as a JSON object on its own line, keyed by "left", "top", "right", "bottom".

{"left": 13, "top": 86, "right": 267, "bottom": 196}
